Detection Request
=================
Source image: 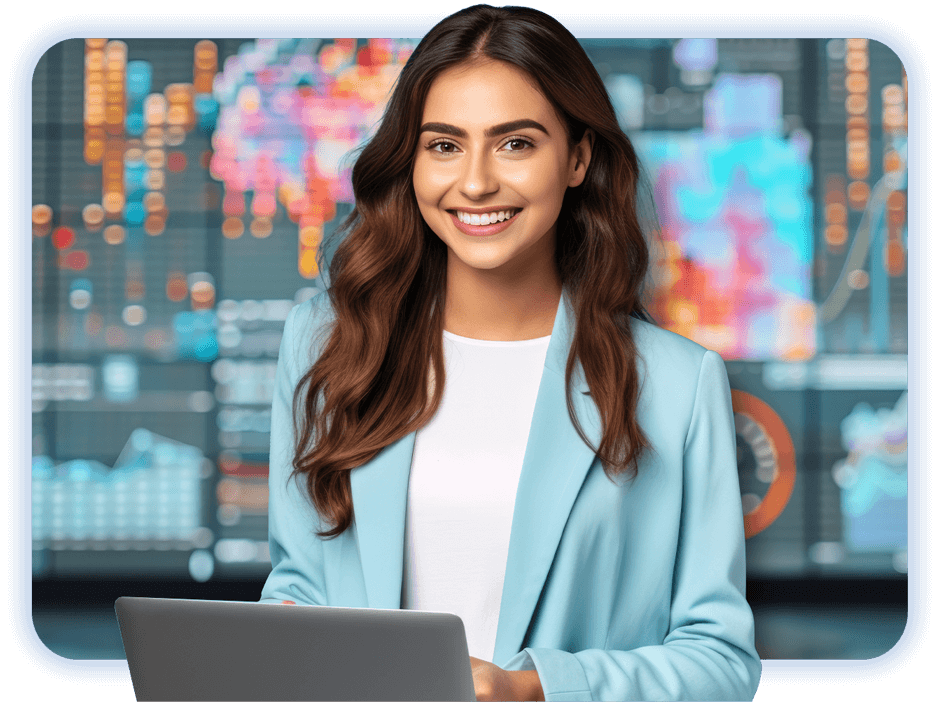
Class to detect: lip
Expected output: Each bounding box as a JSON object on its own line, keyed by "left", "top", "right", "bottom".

{"left": 448, "top": 210, "right": 520, "bottom": 237}
{"left": 448, "top": 205, "right": 521, "bottom": 214}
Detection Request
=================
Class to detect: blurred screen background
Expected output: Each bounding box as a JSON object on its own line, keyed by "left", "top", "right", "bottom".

{"left": 31, "top": 36, "right": 907, "bottom": 660}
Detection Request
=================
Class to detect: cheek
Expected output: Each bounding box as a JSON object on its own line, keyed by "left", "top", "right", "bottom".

{"left": 414, "top": 179, "right": 446, "bottom": 213}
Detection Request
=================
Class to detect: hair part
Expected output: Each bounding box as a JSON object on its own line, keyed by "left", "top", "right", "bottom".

{"left": 293, "top": 4, "right": 657, "bottom": 538}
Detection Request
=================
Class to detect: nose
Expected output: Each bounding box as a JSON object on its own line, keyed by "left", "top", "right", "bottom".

{"left": 458, "top": 149, "right": 498, "bottom": 199}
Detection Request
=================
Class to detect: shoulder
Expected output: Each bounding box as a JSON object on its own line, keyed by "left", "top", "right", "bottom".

{"left": 627, "top": 317, "right": 731, "bottom": 426}
{"left": 281, "top": 288, "right": 337, "bottom": 374}
{"left": 629, "top": 316, "right": 720, "bottom": 383}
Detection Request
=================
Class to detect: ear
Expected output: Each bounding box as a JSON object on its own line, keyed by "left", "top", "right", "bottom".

{"left": 568, "top": 128, "right": 594, "bottom": 188}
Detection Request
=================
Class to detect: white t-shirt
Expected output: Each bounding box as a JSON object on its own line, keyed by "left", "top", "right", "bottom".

{"left": 401, "top": 329, "right": 551, "bottom": 662}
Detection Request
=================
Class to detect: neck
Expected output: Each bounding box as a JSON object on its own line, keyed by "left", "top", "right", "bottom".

{"left": 442, "top": 256, "right": 562, "bottom": 342}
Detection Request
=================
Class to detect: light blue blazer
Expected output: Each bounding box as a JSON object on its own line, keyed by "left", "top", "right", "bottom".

{"left": 260, "top": 288, "right": 762, "bottom": 701}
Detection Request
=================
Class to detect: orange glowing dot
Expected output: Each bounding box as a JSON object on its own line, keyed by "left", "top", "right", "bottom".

{"left": 847, "top": 141, "right": 869, "bottom": 159}
{"left": 845, "top": 72, "right": 868, "bottom": 93}
{"left": 85, "top": 53, "right": 105, "bottom": 71}
{"left": 103, "top": 224, "right": 125, "bottom": 245}
{"left": 222, "top": 217, "right": 244, "bottom": 239}
{"left": 887, "top": 207, "right": 906, "bottom": 227}
{"left": 82, "top": 203, "right": 105, "bottom": 230}
{"left": 143, "top": 126, "right": 164, "bottom": 147}
{"left": 143, "top": 192, "right": 166, "bottom": 212}
{"left": 144, "top": 149, "right": 165, "bottom": 169}
{"left": 124, "top": 147, "right": 143, "bottom": 164}
{"left": 195, "top": 39, "right": 218, "bottom": 57}
{"left": 887, "top": 191, "right": 906, "bottom": 211}
{"left": 845, "top": 50, "right": 869, "bottom": 72}
{"left": 191, "top": 281, "right": 215, "bottom": 309}
{"left": 299, "top": 248, "right": 319, "bottom": 279}
{"left": 166, "top": 273, "right": 188, "bottom": 302}
{"left": 103, "top": 192, "right": 125, "bottom": 215}
{"left": 145, "top": 170, "right": 165, "bottom": 190}
{"left": 848, "top": 180, "right": 871, "bottom": 210}
{"left": 52, "top": 226, "right": 75, "bottom": 250}
{"left": 250, "top": 217, "right": 273, "bottom": 238}
{"left": 883, "top": 150, "right": 902, "bottom": 172}
{"left": 126, "top": 279, "right": 145, "bottom": 300}
{"left": 105, "top": 105, "right": 124, "bottom": 126}
{"left": 846, "top": 127, "right": 868, "bottom": 143}
{"left": 845, "top": 94, "right": 868, "bottom": 115}
{"left": 32, "top": 204, "right": 52, "bottom": 226}
{"left": 825, "top": 202, "right": 847, "bottom": 225}
{"left": 84, "top": 140, "right": 105, "bottom": 163}
{"left": 882, "top": 84, "right": 903, "bottom": 104}
{"left": 825, "top": 224, "right": 848, "bottom": 247}
{"left": 300, "top": 225, "right": 322, "bottom": 248}
{"left": 886, "top": 241, "right": 906, "bottom": 276}
{"left": 194, "top": 73, "right": 214, "bottom": 94}
{"left": 167, "top": 152, "right": 187, "bottom": 172}
{"left": 144, "top": 214, "right": 166, "bottom": 236}
{"left": 165, "top": 125, "right": 186, "bottom": 147}
{"left": 847, "top": 161, "right": 869, "bottom": 181}
{"left": 846, "top": 115, "right": 868, "bottom": 131}
{"left": 167, "top": 105, "right": 188, "bottom": 126}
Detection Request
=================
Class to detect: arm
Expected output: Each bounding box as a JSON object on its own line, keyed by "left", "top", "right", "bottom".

{"left": 259, "top": 302, "right": 329, "bottom": 606}
{"left": 504, "top": 350, "right": 761, "bottom": 701}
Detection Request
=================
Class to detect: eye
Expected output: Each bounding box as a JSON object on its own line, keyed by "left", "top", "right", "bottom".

{"left": 427, "top": 139, "right": 459, "bottom": 154}
{"left": 502, "top": 137, "right": 534, "bottom": 152}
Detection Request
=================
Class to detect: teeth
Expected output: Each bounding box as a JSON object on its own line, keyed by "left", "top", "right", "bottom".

{"left": 456, "top": 209, "right": 518, "bottom": 225}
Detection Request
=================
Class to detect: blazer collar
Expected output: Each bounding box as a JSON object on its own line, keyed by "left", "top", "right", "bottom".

{"left": 346, "top": 287, "right": 601, "bottom": 665}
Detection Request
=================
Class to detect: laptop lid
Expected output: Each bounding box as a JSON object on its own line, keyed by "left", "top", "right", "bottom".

{"left": 115, "top": 597, "right": 477, "bottom": 701}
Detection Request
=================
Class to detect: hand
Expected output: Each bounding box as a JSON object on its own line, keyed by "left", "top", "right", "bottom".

{"left": 470, "top": 656, "right": 544, "bottom": 701}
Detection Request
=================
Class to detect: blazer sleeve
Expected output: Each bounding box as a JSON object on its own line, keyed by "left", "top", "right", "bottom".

{"left": 506, "top": 350, "right": 762, "bottom": 701}
{"left": 259, "top": 302, "right": 329, "bottom": 605}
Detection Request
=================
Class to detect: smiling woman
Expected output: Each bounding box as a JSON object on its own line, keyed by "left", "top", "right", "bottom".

{"left": 260, "top": 4, "right": 761, "bottom": 701}
{"left": 413, "top": 60, "right": 593, "bottom": 340}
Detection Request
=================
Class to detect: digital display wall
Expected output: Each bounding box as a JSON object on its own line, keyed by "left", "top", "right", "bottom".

{"left": 31, "top": 36, "right": 908, "bottom": 658}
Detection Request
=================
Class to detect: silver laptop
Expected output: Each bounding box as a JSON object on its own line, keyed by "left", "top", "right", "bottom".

{"left": 115, "top": 597, "right": 477, "bottom": 701}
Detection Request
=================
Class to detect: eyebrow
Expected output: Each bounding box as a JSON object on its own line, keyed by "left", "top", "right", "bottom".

{"left": 418, "top": 119, "right": 550, "bottom": 139}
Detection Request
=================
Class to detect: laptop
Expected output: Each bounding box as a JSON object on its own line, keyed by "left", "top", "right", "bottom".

{"left": 115, "top": 597, "right": 477, "bottom": 701}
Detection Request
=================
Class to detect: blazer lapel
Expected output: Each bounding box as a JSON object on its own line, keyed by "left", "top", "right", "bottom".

{"left": 347, "top": 431, "right": 415, "bottom": 609}
{"left": 492, "top": 289, "right": 602, "bottom": 666}
{"left": 342, "top": 288, "right": 601, "bottom": 657}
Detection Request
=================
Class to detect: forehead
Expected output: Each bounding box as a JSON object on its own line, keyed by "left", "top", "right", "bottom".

{"left": 421, "top": 60, "right": 559, "bottom": 127}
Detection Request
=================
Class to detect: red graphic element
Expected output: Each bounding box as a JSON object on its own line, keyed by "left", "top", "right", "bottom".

{"left": 167, "top": 151, "right": 187, "bottom": 172}
{"left": 52, "top": 226, "right": 75, "bottom": 250}
{"left": 62, "top": 250, "right": 90, "bottom": 270}
{"left": 732, "top": 390, "right": 797, "bottom": 538}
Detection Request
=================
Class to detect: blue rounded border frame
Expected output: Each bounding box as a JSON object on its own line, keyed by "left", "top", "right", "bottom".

{"left": 8, "top": 13, "right": 932, "bottom": 684}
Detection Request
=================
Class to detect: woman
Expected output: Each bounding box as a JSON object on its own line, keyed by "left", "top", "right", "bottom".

{"left": 260, "top": 4, "right": 762, "bottom": 700}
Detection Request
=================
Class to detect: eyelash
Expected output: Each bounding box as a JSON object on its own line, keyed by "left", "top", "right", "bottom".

{"left": 426, "top": 136, "right": 535, "bottom": 154}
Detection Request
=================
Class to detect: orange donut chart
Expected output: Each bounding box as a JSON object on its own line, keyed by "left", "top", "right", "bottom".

{"left": 731, "top": 390, "right": 797, "bottom": 539}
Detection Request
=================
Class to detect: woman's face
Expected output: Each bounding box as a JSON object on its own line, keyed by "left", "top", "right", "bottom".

{"left": 413, "top": 60, "right": 592, "bottom": 280}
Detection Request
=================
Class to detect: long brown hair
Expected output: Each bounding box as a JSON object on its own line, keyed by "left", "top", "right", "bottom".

{"left": 293, "top": 4, "right": 656, "bottom": 538}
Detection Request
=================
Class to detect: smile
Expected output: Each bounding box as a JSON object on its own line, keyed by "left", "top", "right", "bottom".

{"left": 454, "top": 209, "right": 520, "bottom": 225}
{"left": 448, "top": 208, "right": 522, "bottom": 237}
